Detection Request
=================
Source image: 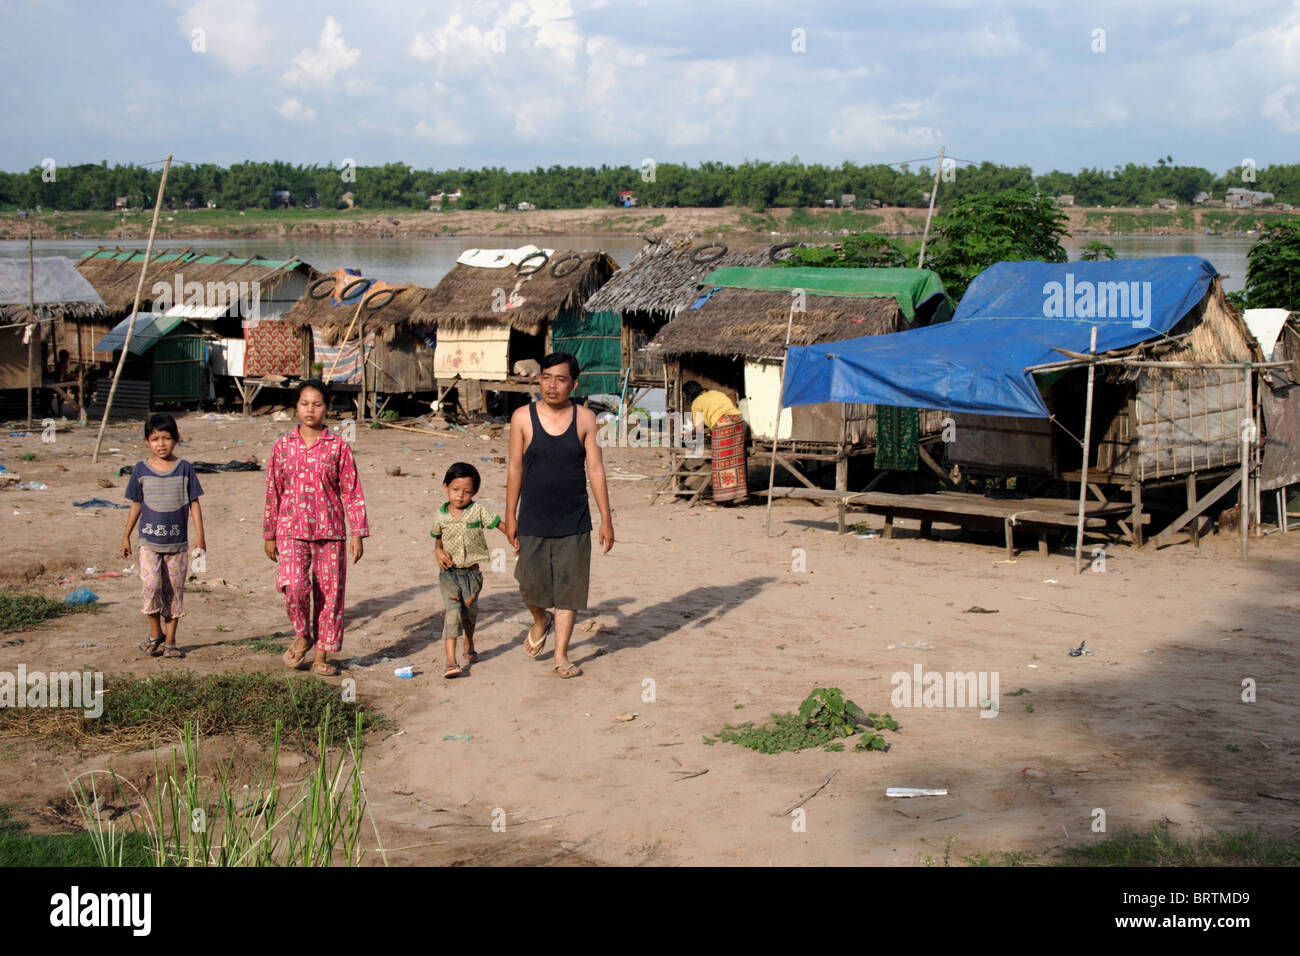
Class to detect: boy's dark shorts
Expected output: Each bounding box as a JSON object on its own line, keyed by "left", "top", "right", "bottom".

{"left": 439, "top": 566, "right": 483, "bottom": 640}
{"left": 514, "top": 532, "right": 590, "bottom": 610}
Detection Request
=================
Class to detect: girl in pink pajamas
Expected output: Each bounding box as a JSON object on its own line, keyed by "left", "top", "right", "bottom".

{"left": 263, "top": 380, "right": 368, "bottom": 676}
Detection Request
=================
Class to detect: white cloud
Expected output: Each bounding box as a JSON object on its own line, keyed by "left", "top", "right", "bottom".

{"left": 178, "top": 0, "right": 270, "bottom": 72}
{"left": 1068, "top": 100, "right": 1130, "bottom": 128}
{"left": 276, "top": 97, "right": 317, "bottom": 121}
{"left": 413, "top": 117, "right": 471, "bottom": 146}
{"left": 282, "top": 16, "right": 360, "bottom": 88}
{"left": 828, "top": 102, "right": 944, "bottom": 153}
{"left": 1261, "top": 83, "right": 1300, "bottom": 133}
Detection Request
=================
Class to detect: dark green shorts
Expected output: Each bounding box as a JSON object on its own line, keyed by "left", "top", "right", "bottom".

{"left": 439, "top": 566, "right": 483, "bottom": 639}
{"left": 514, "top": 533, "right": 590, "bottom": 610}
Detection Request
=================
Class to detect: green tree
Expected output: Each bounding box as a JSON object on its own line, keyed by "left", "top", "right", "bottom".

{"left": 1241, "top": 220, "right": 1300, "bottom": 310}
{"left": 781, "top": 233, "right": 912, "bottom": 269}
{"left": 925, "top": 189, "right": 1069, "bottom": 299}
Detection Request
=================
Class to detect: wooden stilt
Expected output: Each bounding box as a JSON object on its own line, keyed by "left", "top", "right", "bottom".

{"left": 1187, "top": 473, "right": 1200, "bottom": 547}
{"left": 1074, "top": 327, "right": 1098, "bottom": 574}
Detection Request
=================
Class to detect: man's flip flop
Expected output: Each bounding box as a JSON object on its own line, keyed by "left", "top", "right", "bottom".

{"left": 554, "top": 662, "right": 582, "bottom": 679}
{"left": 525, "top": 613, "right": 554, "bottom": 659}
{"left": 444, "top": 664, "right": 464, "bottom": 679}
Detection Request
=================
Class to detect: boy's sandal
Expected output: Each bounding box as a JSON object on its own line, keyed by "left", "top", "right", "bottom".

{"left": 162, "top": 644, "right": 185, "bottom": 659}
{"left": 311, "top": 660, "right": 340, "bottom": 677}
{"left": 444, "top": 664, "right": 464, "bottom": 679}
{"left": 139, "top": 636, "right": 164, "bottom": 657}
{"left": 554, "top": 662, "right": 582, "bottom": 679}
{"left": 465, "top": 650, "right": 480, "bottom": 664}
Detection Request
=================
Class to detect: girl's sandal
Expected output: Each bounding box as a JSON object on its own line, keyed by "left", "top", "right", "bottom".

{"left": 311, "top": 660, "right": 340, "bottom": 677}
{"left": 282, "top": 640, "right": 313, "bottom": 670}
{"left": 444, "top": 664, "right": 464, "bottom": 679}
{"left": 162, "top": 644, "right": 185, "bottom": 659}
{"left": 139, "top": 636, "right": 164, "bottom": 657}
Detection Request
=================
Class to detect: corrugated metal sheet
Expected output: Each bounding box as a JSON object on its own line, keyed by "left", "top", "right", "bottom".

{"left": 152, "top": 335, "right": 205, "bottom": 402}
{"left": 94, "top": 313, "right": 185, "bottom": 354}
{"left": 90, "top": 377, "right": 151, "bottom": 421}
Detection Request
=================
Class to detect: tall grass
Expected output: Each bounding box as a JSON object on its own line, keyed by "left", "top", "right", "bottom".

{"left": 68, "top": 709, "right": 385, "bottom": 867}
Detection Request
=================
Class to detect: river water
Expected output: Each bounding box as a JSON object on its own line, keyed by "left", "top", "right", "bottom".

{"left": 0, "top": 233, "right": 1257, "bottom": 293}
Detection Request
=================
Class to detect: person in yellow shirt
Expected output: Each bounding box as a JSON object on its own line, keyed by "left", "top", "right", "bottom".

{"left": 683, "top": 380, "right": 748, "bottom": 503}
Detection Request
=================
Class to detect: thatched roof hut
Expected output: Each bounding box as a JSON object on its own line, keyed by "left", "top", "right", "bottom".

{"left": 413, "top": 249, "right": 617, "bottom": 336}
{"left": 0, "top": 257, "right": 108, "bottom": 392}
{"left": 652, "top": 289, "right": 903, "bottom": 361}
{"left": 76, "top": 248, "right": 319, "bottom": 318}
{"left": 283, "top": 276, "right": 438, "bottom": 345}
{"left": 582, "top": 237, "right": 768, "bottom": 322}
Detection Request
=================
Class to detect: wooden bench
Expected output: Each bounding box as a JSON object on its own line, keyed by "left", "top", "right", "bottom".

{"left": 759, "top": 487, "right": 1132, "bottom": 559}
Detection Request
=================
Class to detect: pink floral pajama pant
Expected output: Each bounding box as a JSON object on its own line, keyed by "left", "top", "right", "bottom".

{"left": 276, "top": 537, "right": 348, "bottom": 653}
{"left": 139, "top": 546, "right": 189, "bottom": 619}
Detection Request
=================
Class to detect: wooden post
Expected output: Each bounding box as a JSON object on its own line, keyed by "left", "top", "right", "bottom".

{"left": 1187, "top": 473, "right": 1200, "bottom": 548}
{"left": 765, "top": 301, "right": 797, "bottom": 537}
{"left": 917, "top": 146, "right": 945, "bottom": 268}
{"left": 1241, "top": 370, "right": 1252, "bottom": 560}
{"left": 93, "top": 155, "right": 172, "bottom": 464}
{"left": 25, "top": 234, "right": 34, "bottom": 428}
{"left": 1074, "top": 326, "right": 1098, "bottom": 574}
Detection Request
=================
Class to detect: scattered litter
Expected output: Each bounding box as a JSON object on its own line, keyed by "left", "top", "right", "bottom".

{"left": 442, "top": 734, "right": 472, "bottom": 741}
{"left": 96, "top": 477, "right": 115, "bottom": 488}
{"left": 394, "top": 666, "right": 414, "bottom": 678}
{"left": 1068, "top": 641, "right": 1092, "bottom": 657}
{"left": 272, "top": 410, "right": 292, "bottom": 422}
{"left": 1027, "top": 664, "right": 1038, "bottom": 668}
{"left": 855, "top": 531, "right": 878, "bottom": 539}
{"left": 887, "top": 641, "right": 934, "bottom": 650}
{"left": 232, "top": 439, "right": 248, "bottom": 444}
{"left": 386, "top": 465, "right": 403, "bottom": 477}
{"left": 1021, "top": 767, "right": 1048, "bottom": 779}
{"left": 615, "top": 713, "right": 638, "bottom": 722}
{"left": 73, "top": 497, "right": 127, "bottom": 509}
{"left": 8, "top": 432, "right": 28, "bottom": 437}
{"left": 62, "top": 587, "right": 98, "bottom": 606}
{"left": 886, "top": 787, "right": 948, "bottom": 798}
{"left": 108, "top": 448, "right": 120, "bottom": 453}
{"left": 19, "top": 481, "right": 48, "bottom": 490}
{"left": 1042, "top": 578, "right": 1058, "bottom": 584}
{"left": 1143, "top": 649, "right": 1154, "bottom": 654}
{"left": 74, "top": 641, "right": 97, "bottom": 648}
{"left": 964, "top": 606, "right": 998, "bottom": 614}
{"left": 0, "top": 463, "right": 6, "bottom": 472}
{"left": 85, "top": 566, "right": 100, "bottom": 575}
{"left": 192, "top": 460, "right": 260, "bottom": 473}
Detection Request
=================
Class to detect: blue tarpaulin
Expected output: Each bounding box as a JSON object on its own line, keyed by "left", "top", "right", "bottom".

{"left": 781, "top": 256, "right": 1218, "bottom": 418}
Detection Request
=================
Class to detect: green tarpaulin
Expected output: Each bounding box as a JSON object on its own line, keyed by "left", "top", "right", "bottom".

{"left": 551, "top": 307, "right": 622, "bottom": 397}
{"left": 701, "top": 266, "right": 953, "bottom": 325}
{"left": 874, "top": 405, "right": 919, "bottom": 471}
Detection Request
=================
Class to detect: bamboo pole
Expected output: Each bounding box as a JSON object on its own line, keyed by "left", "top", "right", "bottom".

{"left": 1075, "top": 326, "right": 1098, "bottom": 574}
{"left": 765, "top": 300, "right": 797, "bottom": 537}
{"left": 325, "top": 297, "right": 366, "bottom": 383}
{"left": 94, "top": 155, "right": 172, "bottom": 464}
{"left": 917, "top": 146, "right": 945, "bottom": 268}
{"left": 25, "top": 234, "right": 34, "bottom": 427}
{"left": 1241, "top": 369, "right": 1252, "bottom": 560}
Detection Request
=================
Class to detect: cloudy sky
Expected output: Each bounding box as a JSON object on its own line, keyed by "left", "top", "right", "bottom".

{"left": 2, "top": 0, "right": 1298, "bottom": 174}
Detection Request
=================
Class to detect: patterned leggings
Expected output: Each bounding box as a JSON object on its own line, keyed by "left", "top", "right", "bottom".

{"left": 139, "top": 547, "right": 189, "bottom": 619}
{"left": 276, "top": 537, "right": 348, "bottom": 653}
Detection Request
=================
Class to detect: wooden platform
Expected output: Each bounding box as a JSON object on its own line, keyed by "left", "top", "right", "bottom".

{"left": 760, "top": 487, "right": 1133, "bottom": 558}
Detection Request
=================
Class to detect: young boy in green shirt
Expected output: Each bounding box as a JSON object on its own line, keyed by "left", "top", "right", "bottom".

{"left": 432, "top": 462, "right": 504, "bottom": 678}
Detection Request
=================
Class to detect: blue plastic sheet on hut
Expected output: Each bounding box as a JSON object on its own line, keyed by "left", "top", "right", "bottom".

{"left": 780, "top": 256, "right": 1218, "bottom": 418}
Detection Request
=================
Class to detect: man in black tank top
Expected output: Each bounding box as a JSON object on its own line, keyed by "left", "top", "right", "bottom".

{"left": 505, "top": 352, "right": 614, "bottom": 678}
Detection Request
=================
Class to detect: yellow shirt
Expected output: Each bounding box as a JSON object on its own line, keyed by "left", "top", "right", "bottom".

{"left": 690, "top": 390, "right": 741, "bottom": 429}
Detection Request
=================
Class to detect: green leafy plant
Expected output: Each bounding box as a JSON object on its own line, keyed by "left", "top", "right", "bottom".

{"left": 20, "top": 453, "right": 35, "bottom": 462}
{"left": 1078, "top": 240, "right": 1117, "bottom": 261}
{"left": 706, "top": 687, "right": 900, "bottom": 754}
{"left": 1241, "top": 219, "right": 1300, "bottom": 310}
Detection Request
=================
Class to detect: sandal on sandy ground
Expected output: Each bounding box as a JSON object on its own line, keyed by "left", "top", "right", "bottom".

{"left": 524, "top": 613, "right": 554, "bottom": 659}
{"left": 464, "top": 644, "right": 479, "bottom": 664}
{"left": 139, "top": 636, "right": 164, "bottom": 657}
{"left": 311, "top": 660, "right": 340, "bottom": 677}
{"left": 444, "top": 663, "right": 464, "bottom": 679}
{"left": 282, "top": 639, "right": 313, "bottom": 670}
{"left": 553, "top": 661, "right": 582, "bottom": 679}
{"left": 162, "top": 644, "right": 185, "bottom": 659}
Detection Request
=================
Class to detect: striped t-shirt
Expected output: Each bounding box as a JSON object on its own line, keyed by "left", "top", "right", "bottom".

{"left": 124, "top": 459, "right": 203, "bottom": 553}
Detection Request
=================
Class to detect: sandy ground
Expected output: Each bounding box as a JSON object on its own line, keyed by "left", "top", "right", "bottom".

{"left": 2, "top": 411, "right": 1298, "bottom": 866}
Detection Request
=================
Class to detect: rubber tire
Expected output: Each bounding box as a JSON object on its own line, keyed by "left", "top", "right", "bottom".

{"left": 550, "top": 253, "right": 583, "bottom": 278}
{"left": 363, "top": 287, "right": 397, "bottom": 311}
{"left": 689, "top": 242, "right": 727, "bottom": 264}
{"left": 340, "top": 278, "right": 372, "bottom": 300}
{"left": 769, "top": 242, "right": 798, "bottom": 263}
{"left": 308, "top": 276, "right": 337, "bottom": 299}
{"left": 516, "top": 251, "right": 549, "bottom": 276}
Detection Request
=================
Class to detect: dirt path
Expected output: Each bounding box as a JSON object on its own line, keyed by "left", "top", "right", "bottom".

{"left": 2, "top": 413, "right": 1297, "bottom": 864}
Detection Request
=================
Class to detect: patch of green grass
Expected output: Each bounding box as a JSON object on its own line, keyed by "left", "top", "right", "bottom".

{"left": 1062, "top": 825, "right": 1300, "bottom": 866}
{"left": 19, "top": 453, "right": 35, "bottom": 461}
{"left": 0, "top": 805, "right": 152, "bottom": 866}
{"left": 1225, "top": 743, "right": 1240, "bottom": 752}
{"left": 0, "top": 671, "right": 380, "bottom": 747}
{"left": 965, "top": 850, "right": 1032, "bottom": 867}
{"left": 1024, "top": 703, "right": 1035, "bottom": 713}
{"left": 220, "top": 632, "right": 289, "bottom": 654}
{"left": 0, "top": 590, "right": 99, "bottom": 632}
{"left": 1005, "top": 687, "right": 1030, "bottom": 697}
{"left": 704, "top": 687, "right": 900, "bottom": 754}
{"left": 645, "top": 214, "right": 666, "bottom": 228}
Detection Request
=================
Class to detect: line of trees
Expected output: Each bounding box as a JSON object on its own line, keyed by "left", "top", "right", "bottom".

{"left": 3, "top": 158, "right": 1299, "bottom": 213}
